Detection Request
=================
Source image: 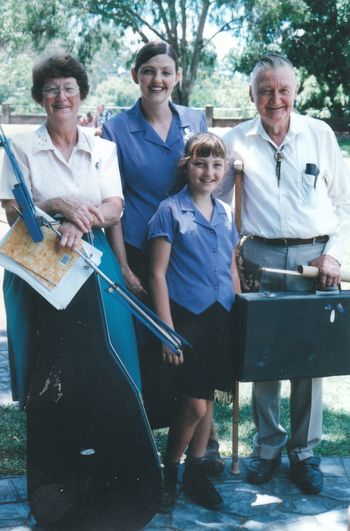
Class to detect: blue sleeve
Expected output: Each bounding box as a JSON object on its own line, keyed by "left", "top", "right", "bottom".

{"left": 148, "top": 201, "right": 177, "bottom": 244}
{"left": 232, "top": 215, "right": 240, "bottom": 247}
{"left": 200, "top": 111, "right": 208, "bottom": 133}
{"left": 231, "top": 212, "right": 241, "bottom": 248}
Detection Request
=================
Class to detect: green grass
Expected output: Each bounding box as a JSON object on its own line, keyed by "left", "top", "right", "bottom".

{"left": 1, "top": 377, "right": 349, "bottom": 475}
{"left": 0, "top": 405, "right": 26, "bottom": 475}
{"left": 155, "top": 376, "right": 350, "bottom": 460}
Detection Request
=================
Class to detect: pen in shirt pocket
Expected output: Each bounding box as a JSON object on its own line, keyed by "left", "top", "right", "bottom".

{"left": 305, "top": 163, "right": 320, "bottom": 188}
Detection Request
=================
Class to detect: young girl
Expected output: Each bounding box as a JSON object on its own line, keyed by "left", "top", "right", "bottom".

{"left": 148, "top": 132, "right": 241, "bottom": 512}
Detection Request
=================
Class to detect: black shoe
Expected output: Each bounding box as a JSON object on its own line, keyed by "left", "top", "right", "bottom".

{"left": 202, "top": 438, "right": 225, "bottom": 477}
{"left": 159, "top": 463, "right": 179, "bottom": 514}
{"left": 246, "top": 456, "right": 281, "bottom": 485}
{"left": 183, "top": 461, "right": 223, "bottom": 510}
{"left": 290, "top": 456, "right": 324, "bottom": 494}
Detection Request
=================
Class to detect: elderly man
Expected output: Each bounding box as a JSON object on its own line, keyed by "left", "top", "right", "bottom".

{"left": 222, "top": 53, "right": 350, "bottom": 494}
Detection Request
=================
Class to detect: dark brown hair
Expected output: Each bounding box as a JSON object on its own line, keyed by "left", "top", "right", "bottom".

{"left": 134, "top": 41, "right": 179, "bottom": 72}
{"left": 31, "top": 53, "right": 89, "bottom": 104}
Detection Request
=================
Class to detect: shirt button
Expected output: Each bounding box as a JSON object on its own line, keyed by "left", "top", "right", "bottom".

{"left": 213, "top": 249, "right": 217, "bottom": 253}
{"left": 210, "top": 230, "right": 215, "bottom": 234}
{"left": 214, "top": 267, "right": 218, "bottom": 272}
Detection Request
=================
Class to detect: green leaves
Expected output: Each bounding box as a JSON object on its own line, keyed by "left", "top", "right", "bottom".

{"left": 235, "top": 0, "right": 350, "bottom": 117}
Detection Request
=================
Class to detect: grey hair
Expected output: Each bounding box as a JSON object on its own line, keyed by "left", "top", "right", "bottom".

{"left": 250, "top": 53, "right": 295, "bottom": 90}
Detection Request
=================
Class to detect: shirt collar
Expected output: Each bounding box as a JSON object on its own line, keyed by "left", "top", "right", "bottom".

{"left": 177, "top": 186, "right": 230, "bottom": 227}
{"left": 247, "top": 112, "right": 304, "bottom": 144}
{"left": 128, "top": 98, "right": 191, "bottom": 132}
{"left": 32, "top": 122, "right": 92, "bottom": 155}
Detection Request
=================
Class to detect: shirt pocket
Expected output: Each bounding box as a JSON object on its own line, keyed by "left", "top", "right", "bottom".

{"left": 298, "top": 170, "right": 326, "bottom": 208}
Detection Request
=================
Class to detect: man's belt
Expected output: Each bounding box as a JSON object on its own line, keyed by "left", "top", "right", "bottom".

{"left": 252, "top": 235, "right": 329, "bottom": 246}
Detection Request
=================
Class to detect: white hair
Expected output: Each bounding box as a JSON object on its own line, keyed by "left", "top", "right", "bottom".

{"left": 250, "top": 53, "right": 296, "bottom": 91}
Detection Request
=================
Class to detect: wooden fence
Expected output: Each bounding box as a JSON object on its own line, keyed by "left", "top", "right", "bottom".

{"left": 1, "top": 103, "right": 349, "bottom": 133}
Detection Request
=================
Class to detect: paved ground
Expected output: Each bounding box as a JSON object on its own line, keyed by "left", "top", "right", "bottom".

{"left": 0, "top": 457, "right": 350, "bottom": 529}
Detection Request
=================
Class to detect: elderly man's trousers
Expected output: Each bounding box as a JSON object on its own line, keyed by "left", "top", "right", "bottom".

{"left": 241, "top": 237, "right": 326, "bottom": 462}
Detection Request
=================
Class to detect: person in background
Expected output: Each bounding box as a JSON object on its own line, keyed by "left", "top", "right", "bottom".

{"left": 94, "top": 103, "right": 111, "bottom": 134}
{"left": 103, "top": 41, "right": 225, "bottom": 475}
{"left": 149, "top": 132, "right": 240, "bottom": 512}
{"left": 222, "top": 52, "right": 350, "bottom": 494}
{"left": 79, "top": 110, "right": 95, "bottom": 127}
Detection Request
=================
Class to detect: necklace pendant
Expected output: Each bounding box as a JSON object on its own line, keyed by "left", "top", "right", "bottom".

{"left": 274, "top": 151, "right": 284, "bottom": 163}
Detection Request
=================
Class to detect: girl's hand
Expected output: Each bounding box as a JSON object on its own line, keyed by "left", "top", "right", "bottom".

{"left": 161, "top": 344, "right": 184, "bottom": 365}
{"left": 121, "top": 266, "right": 148, "bottom": 297}
{"left": 58, "top": 221, "right": 84, "bottom": 251}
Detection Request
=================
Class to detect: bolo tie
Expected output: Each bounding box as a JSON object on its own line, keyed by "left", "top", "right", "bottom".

{"left": 268, "top": 143, "right": 285, "bottom": 187}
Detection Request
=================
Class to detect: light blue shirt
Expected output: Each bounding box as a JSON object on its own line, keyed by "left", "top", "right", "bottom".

{"left": 148, "top": 186, "right": 239, "bottom": 314}
{"left": 102, "top": 99, "right": 207, "bottom": 250}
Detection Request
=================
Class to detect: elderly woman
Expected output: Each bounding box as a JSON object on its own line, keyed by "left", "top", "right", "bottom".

{"left": 0, "top": 53, "right": 160, "bottom": 528}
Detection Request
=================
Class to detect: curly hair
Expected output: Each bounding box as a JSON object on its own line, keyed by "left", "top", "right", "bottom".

{"left": 31, "top": 53, "right": 89, "bottom": 104}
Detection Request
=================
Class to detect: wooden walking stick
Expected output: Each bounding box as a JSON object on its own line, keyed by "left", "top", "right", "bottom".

{"left": 231, "top": 159, "right": 244, "bottom": 475}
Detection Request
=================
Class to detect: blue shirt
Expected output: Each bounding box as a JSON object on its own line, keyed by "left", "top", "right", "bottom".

{"left": 102, "top": 99, "right": 207, "bottom": 250}
{"left": 148, "top": 186, "right": 239, "bottom": 314}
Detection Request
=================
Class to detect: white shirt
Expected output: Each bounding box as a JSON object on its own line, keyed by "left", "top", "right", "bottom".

{"left": 221, "top": 112, "right": 350, "bottom": 263}
{"left": 0, "top": 123, "right": 123, "bottom": 204}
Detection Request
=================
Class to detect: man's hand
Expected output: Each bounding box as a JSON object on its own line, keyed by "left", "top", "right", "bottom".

{"left": 309, "top": 254, "right": 341, "bottom": 288}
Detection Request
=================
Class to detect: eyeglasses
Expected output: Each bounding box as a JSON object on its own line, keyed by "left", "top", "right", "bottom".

{"left": 42, "top": 85, "right": 80, "bottom": 97}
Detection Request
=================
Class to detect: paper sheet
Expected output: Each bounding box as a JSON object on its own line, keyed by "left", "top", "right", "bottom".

{"left": 0, "top": 209, "right": 102, "bottom": 309}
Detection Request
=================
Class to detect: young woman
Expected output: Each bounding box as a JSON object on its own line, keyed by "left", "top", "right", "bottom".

{"left": 103, "top": 42, "right": 225, "bottom": 472}
{"left": 103, "top": 41, "right": 207, "bottom": 297}
{"left": 148, "top": 133, "right": 241, "bottom": 512}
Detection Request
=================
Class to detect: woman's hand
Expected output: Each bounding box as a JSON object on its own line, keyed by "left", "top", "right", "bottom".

{"left": 52, "top": 197, "right": 104, "bottom": 232}
{"left": 161, "top": 344, "right": 184, "bottom": 365}
{"left": 58, "top": 221, "right": 84, "bottom": 251}
{"left": 121, "top": 265, "right": 148, "bottom": 297}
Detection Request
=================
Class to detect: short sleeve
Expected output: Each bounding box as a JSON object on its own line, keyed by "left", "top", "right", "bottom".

{"left": 0, "top": 135, "right": 32, "bottom": 200}
{"left": 0, "top": 150, "right": 17, "bottom": 199}
{"left": 199, "top": 111, "right": 208, "bottom": 133}
{"left": 102, "top": 118, "right": 126, "bottom": 186}
{"left": 148, "top": 200, "right": 177, "bottom": 244}
{"left": 232, "top": 214, "right": 240, "bottom": 247}
{"left": 95, "top": 138, "right": 124, "bottom": 200}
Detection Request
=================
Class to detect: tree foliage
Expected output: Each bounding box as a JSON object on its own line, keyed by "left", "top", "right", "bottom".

{"left": 72, "top": 0, "right": 247, "bottom": 105}
{"left": 1, "top": 0, "right": 246, "bottom": 106}
{"left": 2, "top": 0, "right": 350, "bottom": 116}
{"left": 234, "top": 0, "right": 350, "bottom": 117}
